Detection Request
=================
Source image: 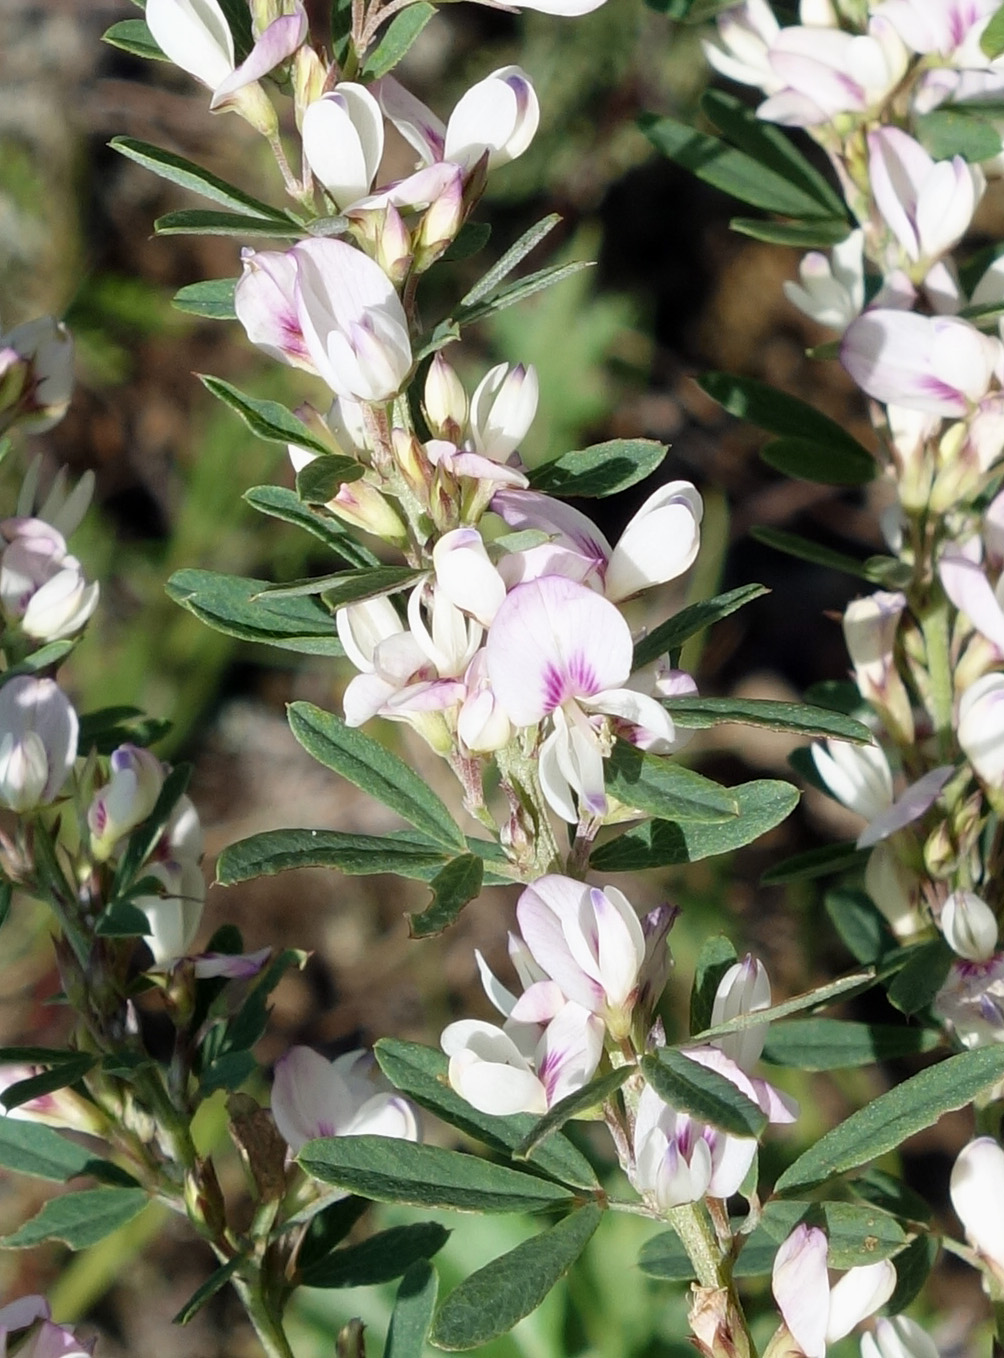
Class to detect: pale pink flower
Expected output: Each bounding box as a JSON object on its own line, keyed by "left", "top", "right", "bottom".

{"left": 0, "top": 317, "right": 73, "bottom": 435}
{"left": 0, "top": 676, "right": 77, "bottom": 812}
{"left": 934, "top": 953, "right": 1004, "bottom": 1046}
{"left": 772, "top": 1225, "right": 896, "bottom": 1358}
{"left": 784, "top": 231, "right": 866, "bottom": 332}
{"left": 302, "top": 83, "right": 384, "bottom": 208}
{"left": 951, "top": 1137, "right": 1004, "bottom": 1277}
{"left": 273, "top": 1047, "right": 419, "bottom": 1153}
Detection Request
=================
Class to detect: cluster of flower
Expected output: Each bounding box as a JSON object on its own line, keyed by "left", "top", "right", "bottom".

{"left": 705, "top": 0, "right": 1004, "bottom": 1050}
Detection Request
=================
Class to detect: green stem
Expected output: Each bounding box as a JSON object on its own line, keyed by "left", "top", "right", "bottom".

{"left": 666, "top": 1202, "right": 756, "bottom": 1358}
{"left": 919, "top": 590, "right": 954, "bottom": 759}
{"left": 234, "top": 1273, "right": 296, "bottom": 1358}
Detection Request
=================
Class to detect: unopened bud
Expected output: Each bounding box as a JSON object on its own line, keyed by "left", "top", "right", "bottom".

{"left": 923, "top": 816, "right": 958, "bottom": 878}
{"left": 413, "top": 175, "right": 465, "bottom": 272}
{"left": 375, "top": 205, "right": 412, "bottom": 285}
{"left": 930, "top": 422, "right": 982, "bottom": 514}
{"left": 865, "top": 842, "right": 924, "bottom": 939}
{"left": 941, "top": 889, "right": 999, "bottom": 961}
{"left": 327, "top": 479, "right": 408, "bottom": 546}
{"left": 424, "top": 354, "right": 468, "bottom": 442}
{"left": 293, "top": 45, "right": 328, "bottom": 128}
{"left": 391, "top": 428, "right": 431, "bottom": 501}
{"left": 88, "top": 744, "right": 165, "bottom": 862}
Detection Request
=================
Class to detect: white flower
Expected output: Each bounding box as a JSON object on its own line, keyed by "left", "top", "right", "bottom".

{"left": 941, "top": 890, "right": 999, "bottom": 961}
{"left": 950, "top": 1137, "right": 1004, "bottom": 1278}
{"left": 273, "top": 1046, "right": 419, "bottom": 1153}
{"left": 783, "top": 230, "right": 865, "bottom": 332}
{"left": 0, "top": 676, "right": 77, "bottom": 812}
{"left": 302, "top": 83, "right": 385, "bottom": 208}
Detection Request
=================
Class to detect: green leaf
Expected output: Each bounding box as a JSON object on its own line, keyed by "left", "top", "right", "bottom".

{"left": 515, "top": 1067, "right": 631, "bottom": 1160}
{"left": 374, "top": 1039, "right": 598, "bottom": 1191}
{"left": 459, "top": 214, "right": 561, "bottom": 308}
{"left": 633, "top": 584, "right": 769, "bottom": 669}
{"left": 915, "top": 108, "right": 1003, "bottom": 163}
{"left": 0, "top": 1117, "right": 117, "bottom": 1183}
{"left": 166, "top": 569, "right": 344, "bottom": 656}
{"left": 301, "top": 1221, "right": 449, "bottom": 1288}
{"left": 756, "top": 1199, "right": 907, "bottom": 1267}
{"left": 155, "top": 209, "right": 304, "bottom": 238}
{"left": 172, "top": 277, "right": 238, "bottom": 320}
{"left": 298, "top": 1136, "right": 578, "bottom": 1213}
{"left": 661, "top": 696, "right": 873, "bottom": 743}
{"left": 824, "top": 886, "right": 895, "bottom": 964}
{"left": 760, "top": 842, "right": 866, "bottom": 886}
{"left": 590, "top": 779, "right": 799, "bottom": 871}
{"left": 408, "top": 854, "right": 484, "bottom": 938}
{"left": 431, "top": 1205, "right": 602, "bottom": 1350}
{"left": 287, "top": 702, "right": 467, "bottom": 851}
{"left": 173, "top": 1257, "right": 242, "bottom": 1325}
{"left": 257, "top": 566, "right": 418, "bottom": 606}
{"left": 605, "top": 741, "right": 738, "bottom": 823}
{"left": 641, "top": 1050, "right": 767, "bottom": 1138}
{"left": 639, "top": 1222, "right": 778, "bottom": 1281}
{"left": 776, "top": 1045, "right": 1004, "bottom": 1194}
{"left": 295, "top": 455, "right": 366, "bottom": 502}
{"left": 110, "top": 138, "right": 295, "bottom": 220}
{"left": 243, "top": 484, "right": 380, "bottom": 567}
{"left": 700, "top": 90, "right": 846, "bottom": 218}
{"left": 95, "top": 899, "right": 153, "bottom": 938}
{"left": 694, "top": 970, "right": 875, "bottom": 1045}
{"left": 886, "top": 1233, "right": 939, "bottom": 1314}
{"left": 689, "top": 935, "right": 738, "bottom": 1037}
{"left": 762, "top": 1018, "right": 941, "bottom": 1071}
{"left": 0, "top": 881, "right": 11, "bottom": 936}
{"left": 982, "top": 2, "right": 1004, "bottom": 58}
{"left": 528, "top": 439, "right": 667, "bottom": 499}
{"left": 760, "top": 435, "right": 875, "bottom": 486}
{"left": 730, "top": 217, "right": 851, "bottom": 247}
{"left": 0, "top": 639, "right": 76, "bottom": 685}
{"left": 77, "top": 706, "right": 171, "bottom": 755}
{"left": 699, "top": 372, "right": 874, "bottom": 465}
{"left": 216, "top": 827, "right": 451, "bottom": 885}
{"left": 852, "top": 1167, "right": 933, "bottom": 1224}
{"left": 749, "top": 525, "right": 871, "bottom": 581}
{"left": 295, "top": 1196, "right": 371, "bottom": 1269}
{"left": 886, "top": 938, "right": 954, "bottom": 1016}
{"left": 455, "top": 261, "right": 593, "bottom": 328}
{"left": 102, "top": 18, "right": 168, "bottom": 59}
{"left": 362, "top": 2, "right": 436, "bottom": 77}
{"left": 386, "top": 1260, "right": 439, "bottom": 1358}
{"left": 200, "top": 375, "right": 342, "bottom": 459}
{"left": 2, "top": 1187, "right": 149, "bottom": 1249}
{"left": 640, "top": 113, "right": 839, "bottom": 220}
{"left": 441, "top": 221, "right": 492, "bottom": 264}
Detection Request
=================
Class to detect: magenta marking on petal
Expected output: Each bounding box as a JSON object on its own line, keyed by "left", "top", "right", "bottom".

{"left": 541, "top": 662, "right": 567, "bottom": 711}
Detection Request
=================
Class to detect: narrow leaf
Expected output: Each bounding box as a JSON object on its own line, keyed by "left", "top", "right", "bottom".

{"left": 749, "top": 526, "right": 871, "bottom": 580}
{"left": 172, "top": 277, "right": 238, "bottom": 320}
{"left": 700, "top": 90, "right": 846, "bottom": 217}
{"left": 362, "top": 2, "right": 436, "bottom": 77}
{"left": 298, "top": 1136, "right": 577, "bottom": 1213}
{"left": 155, "top": 209, "right": 303, "bottom": 237}
{"left": 0, "top": 1118, "right": 115, "bottom": 1183}
{"left": 295, "top": 455, "right": 366, "bottom": 502}
{"left": 762, "top": 1018, "right": 941, "bottom": 1070}
{"left": 102, "top": 18, "right": 169, "bottom": 59}
{"left": 408, "top": 854, "right": 484, "bottom": 938}
{"left": 111, "top": 138, "right": 294, "bottom": 219}
{"left": 641, "top": 1050, "right": 768, "bottom": 1138}
{"left": 431, "top": 1206, "right": 602, "bottom": 1350}
{"left": 166, "top": 569, "right": 343, "bottom": 656}
{"left": 173, "top": 1257, "right": 242, "bottom": 1325}
{"left": 824, "top": 886, "right": 895, "bottom": 965}
{"left": 776, "top": 1045, "right": 1004, "bottom": 1194}
{"left": 590, "top": 779, "right": 799, "bottom": 871}
{"left": 287, "top": 702, "right": 467, "bottom": 851}
{"left": 528, "top": 439, "right": 667, "bottom": 499}
{"left": 456, "top": 261, "right": 592, "bottom": 327}
{"left": 640, "top": 113, "right": 838, "bottom": 219}
{"left": 886, "top": 1234, "right": 939, "bottom": 1314}
{"left": 386, "top": 1260, "right": 439, "bottom": 1358}
{"left": 301, "top": 1221, "right": 449, "bottom": 1288}
{"left": 633, "top": 584, "right": 769, "bottom": 669}
{"left": 853, "top": 1168, "right": 933, "bottom": 1224}
{"left": 441, "top": 222, "right": 492, "bottom": 263}
{"left": 200, "top": 375, "right": 339, "bottom": 459}
{"left": 982, "top": 2, "right": 1004, "bottom": 58}
{"left": 216, "top": 827, "right": 450, "bottom": 885}
{"left": 693, "top": 970, "right": 875, "bottom": 1044}
{"left": 886, "top": 939, "right": 954, "bottom": 1016}
{"left": 760, "top": 842, "right": 866, "bottom": 885}
{"left": 731, "top": 217, "right": 850, "bottom": 247}
{"left": 699, "top": 372, "right": 874, "bottom": 463}
{"left": 661, "top": 696, "right": 873, "bottom": 742}
{"left": 515, "top": 1067, "right": 631, "bottom": 1160}
{"left": 460, "top": 214, "right": 561, "bottom": 308}
{"left": 605, "top": 741, "right": 738, "bottom": 823}
{"left": 760, "top": 435, "right": 875, "bottom": 486}
{"left": 2, "top": 1187, "right": 149, "bottom": 1249}
{"left": 256, "top": 566, "right": 418, "bottom": 606}
{"left": 374, "top": 1039, "right": 598, "bottom": 1191}
{"left": 243, "top": 484, "right": 379, "bottom": 567}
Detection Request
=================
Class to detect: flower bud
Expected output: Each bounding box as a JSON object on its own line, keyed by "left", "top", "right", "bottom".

{"left": 0, "top": 317, "right": 73, "bottom": 435}
{"left": 842, "top": 590, "right": 913, "bottom": 744}
{"left": 413, "top": 172, "right": 465, "bottom": 272}
{"left": 861, "top": 1317, "right": 939, "bottom": 1358}
{"left": 137, "top": 858, "right": 206, "bottom": 966}
{"left": 710, "top": 955, "right": 771, "bottom": 1071}
{"left": 469, "top": 363, "right": 538, "bottom": 460}
{"left": 326, "top": 479, "right": 408, "bottom": 546}
{"left": 0, "top": 676, "right": 77, "bottom": 811}
{"left": 374, "top": 205, "right": 413, "bottom": 285}
{"left": 88, "top": 744, "right": 165, "bottom": 861}
{"left": 865, "top": 842, "right": 924, "bottom": 939}
{"left": 391, "top": 428, "right": 431, "bottom": 500}
{"left": 941, "top": 889, "right": 999, "bottom": 962}
{"left": 292, "top": 44, "right": 327, "bottom": 129}
{"left": 424, "top": 354, "right": 468, "bottom": 442}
